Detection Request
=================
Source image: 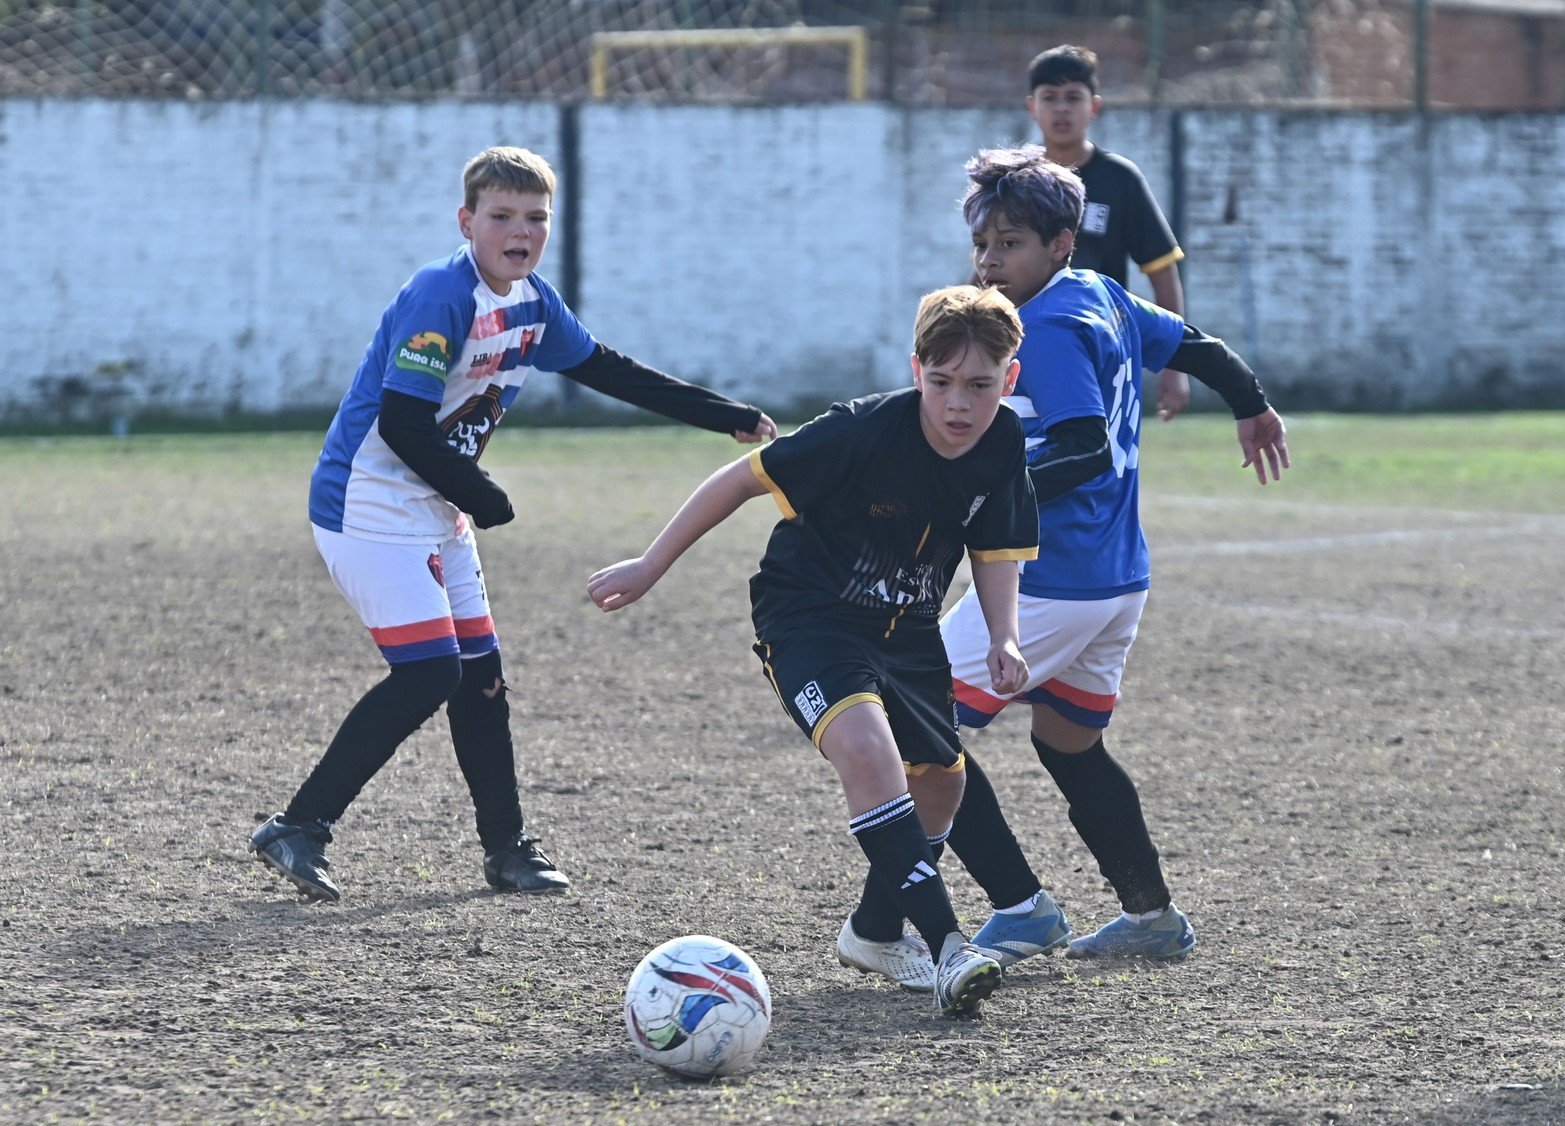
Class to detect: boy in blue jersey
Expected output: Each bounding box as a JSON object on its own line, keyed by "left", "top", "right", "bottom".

{"left": 588, "top": 285, "right": 1038, "bottom": 1017}
{"left": 844, "top": 146, "right": 1287, "bottom": 974}
{"left": 248, "top": 145, "right": 775, "bottom": 903}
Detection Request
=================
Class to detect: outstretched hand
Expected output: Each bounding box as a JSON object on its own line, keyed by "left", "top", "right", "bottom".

{"left": 588, "top": 557, "right": 662, "bottom": 612}
{"left": 733, "top": 413, "right": 778, "bottom": 444}
{"left": 1237, "top": 408, "right": 1290, "bottom": 484}
{"left": 987, "top": 641, "right": 1029, "bottom": 697}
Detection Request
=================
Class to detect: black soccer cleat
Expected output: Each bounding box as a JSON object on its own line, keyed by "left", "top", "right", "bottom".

{"left": 248, "top": 813, "right": 341, "bottom": 903}
{"left": 483, "top": 832, "right": 570, "bottom": 894}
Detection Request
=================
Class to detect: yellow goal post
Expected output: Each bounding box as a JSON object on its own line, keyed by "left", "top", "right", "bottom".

{"left": 589, "top": 25, "right": 869, "bottom": 101}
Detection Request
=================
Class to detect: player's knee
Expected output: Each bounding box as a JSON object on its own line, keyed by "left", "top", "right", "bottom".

{"left": 448, "top": 649, "right": 508, "bottom": 716}
{"left": 909, "top": 765, "right": 965, "bottom": 825}
{"left": 388, "top": 652, "right": 464, "bottom": 710}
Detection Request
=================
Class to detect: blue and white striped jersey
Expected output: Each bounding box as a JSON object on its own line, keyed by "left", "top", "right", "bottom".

{"left": 308, "top": 245, "right": 594, "bottom": 544}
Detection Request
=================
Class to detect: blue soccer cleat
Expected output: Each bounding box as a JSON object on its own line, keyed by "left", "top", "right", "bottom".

{"left": 971, "top": 889, "right": 1071, "bottom": 967}
{"left": 1065, "top": 904, "right": 1196, "bottom": 960}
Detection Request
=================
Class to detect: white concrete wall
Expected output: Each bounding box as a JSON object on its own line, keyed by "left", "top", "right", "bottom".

{"left": 4, "top": 98, "right": 1564, "bottom": 422}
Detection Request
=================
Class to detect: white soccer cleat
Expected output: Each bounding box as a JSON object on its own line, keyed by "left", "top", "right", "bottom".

{"left": 835, "top": 917, "right": 937, "bottom": 992}
{"left": 933, "top": 941, "right": 1003, "bottom": 1017}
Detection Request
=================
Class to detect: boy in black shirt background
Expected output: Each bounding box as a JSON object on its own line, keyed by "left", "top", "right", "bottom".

{"left": 1026, "top": 44, "right": 1191, "bottom": 421}
{"left": 588, "top": 285, "right": 1039, "bottom": 1018}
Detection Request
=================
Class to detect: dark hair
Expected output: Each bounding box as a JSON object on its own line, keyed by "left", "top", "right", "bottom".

{"left": 961, "top": 145, "right": 1085, "bottom": 244}
{"left": 1027, "top": 44, "right": 1098, "bottom": 94}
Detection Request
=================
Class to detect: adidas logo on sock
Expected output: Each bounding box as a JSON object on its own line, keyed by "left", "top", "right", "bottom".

{"left": 901, "top": 860, "right": 938, "bottom": 890}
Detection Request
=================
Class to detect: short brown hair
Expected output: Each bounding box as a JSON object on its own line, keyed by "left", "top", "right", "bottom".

{"left": 912, "top": 285, "right": 1023, "bottom": 368}
{"left": 462, "top": 146, "right": 557, "bottom": 211}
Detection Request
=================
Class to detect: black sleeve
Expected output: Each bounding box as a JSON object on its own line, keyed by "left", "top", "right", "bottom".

{"left": 377, "top": 390, "right": 514, "bottom": 529}
{"left": 1028, "top": 414, "right": 1112, "bottom": 503}
{"left": 560, "top": 343, "right": 764, "bottom": 434}
{"left": 1167, "top": 324, "right": 1270, "bottom": 419}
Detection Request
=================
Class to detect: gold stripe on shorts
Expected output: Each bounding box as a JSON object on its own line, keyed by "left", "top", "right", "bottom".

{"left": 812, "top": 692, "right": 883, "bottom": 750}
{"left": 904, "top": 750, "right": 967, "bottom": 776}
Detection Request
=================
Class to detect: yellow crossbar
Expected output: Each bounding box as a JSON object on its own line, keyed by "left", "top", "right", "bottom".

{"left": 590, "top": 25, "right": 868, "bottom": 100}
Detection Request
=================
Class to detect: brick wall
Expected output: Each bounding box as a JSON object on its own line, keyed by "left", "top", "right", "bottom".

{"left": 2, "top": 99, "right": 1563, "bottom": 423}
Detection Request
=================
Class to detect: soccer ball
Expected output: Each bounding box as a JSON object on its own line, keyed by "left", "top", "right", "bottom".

{"left": 624, "top": 934, "right": 772, "bottom": 1080}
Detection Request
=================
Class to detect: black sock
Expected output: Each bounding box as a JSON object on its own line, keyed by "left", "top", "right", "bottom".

{"left": 446, "top": 650, "right": 523, "bottom": 851}
{"left": 851, "top": 828, "right": 949, "bottom": 943}
{"left": 946, "top": 751, "right": 1045, "bottom": 910}
{"left": 286, "top": 654, "right": 463, "bottom": 825}
{"left": 849, "top": 794, "right": 959, "bottom": 955}
{"left": 1033, "top": 734, "right": 1171, "bottom": 914}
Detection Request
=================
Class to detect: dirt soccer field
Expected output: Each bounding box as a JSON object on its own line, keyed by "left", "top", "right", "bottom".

{"left": 1, "top": 416, "right": 1561, "bottom": 1124}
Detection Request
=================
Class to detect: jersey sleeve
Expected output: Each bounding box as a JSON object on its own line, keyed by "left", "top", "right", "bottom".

{"left": 966, "top": 415, "right": 1039, "bottom": 562}
{"left": 1127, "top": 291, "right": 1187, "bottom": 374}
{"left": 747, "top": 403, "right": 859, "bottom": 520}
{"left": 381, "top": 277, "right": 473, "bottom": 403}
{"left": 1123, "top": 163, "right": 1183, "bottom": 276}
{"left": 1017, "top": 316, "right": 1106, "bottom": 434}
{"left": 529, "top": 276, "right": 597, "bottom": 372}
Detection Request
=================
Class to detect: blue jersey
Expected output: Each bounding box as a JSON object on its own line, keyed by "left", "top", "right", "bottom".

{"left": 308, "top": 245, "right": 595, "bottom": 543}
{"left": 1007, "top": 270, "right": 1184, "bottom": 600}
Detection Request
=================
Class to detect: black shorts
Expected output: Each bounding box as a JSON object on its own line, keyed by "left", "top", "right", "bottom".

{"left": 752, "top": 625, "right": 965, "bottom": 774}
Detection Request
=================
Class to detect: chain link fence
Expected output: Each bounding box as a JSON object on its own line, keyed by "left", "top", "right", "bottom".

{"left": 0, "top": 2, "right": 1552, "bottom": 108}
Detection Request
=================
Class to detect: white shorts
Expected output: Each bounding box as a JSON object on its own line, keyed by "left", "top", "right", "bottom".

{"left": 312, "top": 524, "right": 498, "bottom": 665}
{"left": 941, "top": 584, "right": 1147, "bottom": 729}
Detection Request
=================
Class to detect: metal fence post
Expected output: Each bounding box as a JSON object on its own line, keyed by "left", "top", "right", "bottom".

{"left": 1146, "top": 0, "right": 1164, "bottom": 103}
{"left": 1414, "top": 0, "right": 1429, "bottom": 111}
{"left": 74, "top": 0, "right": 92, "bottom": 94}
{"left": 255, "top": 0, "right": 274, "bottom": 97}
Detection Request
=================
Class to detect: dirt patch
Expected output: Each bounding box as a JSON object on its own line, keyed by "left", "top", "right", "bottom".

{"left": 1, "top": 431, "right": 1561, "bottom": 1123}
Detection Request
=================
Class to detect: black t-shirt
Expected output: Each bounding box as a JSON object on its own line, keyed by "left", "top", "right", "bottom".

{"left": 1072, "top": 147, "right": 1182, "bottom": 287}
{"left": 748, "top": 388, "right": 1038, "bottom": 638}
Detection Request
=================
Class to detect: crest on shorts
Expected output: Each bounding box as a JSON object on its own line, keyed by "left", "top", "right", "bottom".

{"left": 795, "top": 681, "right": 828, "bottom": 726}
{"left": 427, "top": 553, "right": 445, "bottom": 588}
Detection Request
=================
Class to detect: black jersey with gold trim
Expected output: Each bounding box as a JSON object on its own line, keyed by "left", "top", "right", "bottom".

{"left": 748, "top": 389, "right": 1037, "bottom": 637}
{"left": 1073, "top": 147, "right": 1183, "bottom": 286}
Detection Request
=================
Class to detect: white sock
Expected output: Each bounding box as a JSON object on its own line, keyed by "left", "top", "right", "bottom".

{"left": 995, "top": 891, "right": 1043, "bottom": 916}
{"left": 1126, "top": 907, "right": 1166, "bottom": 925}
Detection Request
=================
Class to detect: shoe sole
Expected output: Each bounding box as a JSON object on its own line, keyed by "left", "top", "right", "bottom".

{"left": 973, "top": 931, "right": 1070, "bottom": 968}
{"left": 939, "top": 962, "right": 1002, "bottom": 1017}
{"left": 249, "top": 845, "right": 340, "bottom": 903}
{"left": 1065, "top": 939, "right": 1196, "bottom": 961}
{"left": 486, "top": 880, "right": 570, "bottom": 895}
{"left": 836, "top": 951, "right": 935, "bottom": 993}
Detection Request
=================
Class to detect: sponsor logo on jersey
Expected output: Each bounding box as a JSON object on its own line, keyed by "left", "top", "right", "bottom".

{"left": 961, "top": 494, "right": 988, "bottom": 526}
{"left": 395, "top": 331, "right": 452, "bottom": 380}
{"left": 439, "top": 386, "right": 505, "bottom": 459}
{"left": 1082, "top": 201, "right": 1111, "bottom": 236}
{"left": 795, "top": 681, "right": 828, "bottom": 726}
{"left": 868, "top": 498, "right": 910, "bottom": 519}
{"left": 466, "top": 329, "right": 536, "bottom": 380}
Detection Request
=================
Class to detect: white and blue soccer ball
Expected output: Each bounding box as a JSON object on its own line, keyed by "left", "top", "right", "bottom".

{"left": 624, "top": 934, "right": 772, "bottom": 1079}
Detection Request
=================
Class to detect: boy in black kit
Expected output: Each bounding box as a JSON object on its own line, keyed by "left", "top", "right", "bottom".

{"left": 1027, "top": 44, "right": 1191, "bottom": 420}
{"left": 589, "top": 285, "right": 1038, "bottom": 1018}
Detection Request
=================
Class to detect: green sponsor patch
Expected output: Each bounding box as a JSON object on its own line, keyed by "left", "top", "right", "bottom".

{"left": 394, "top": 331, "right": 452, "bottom": 380}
